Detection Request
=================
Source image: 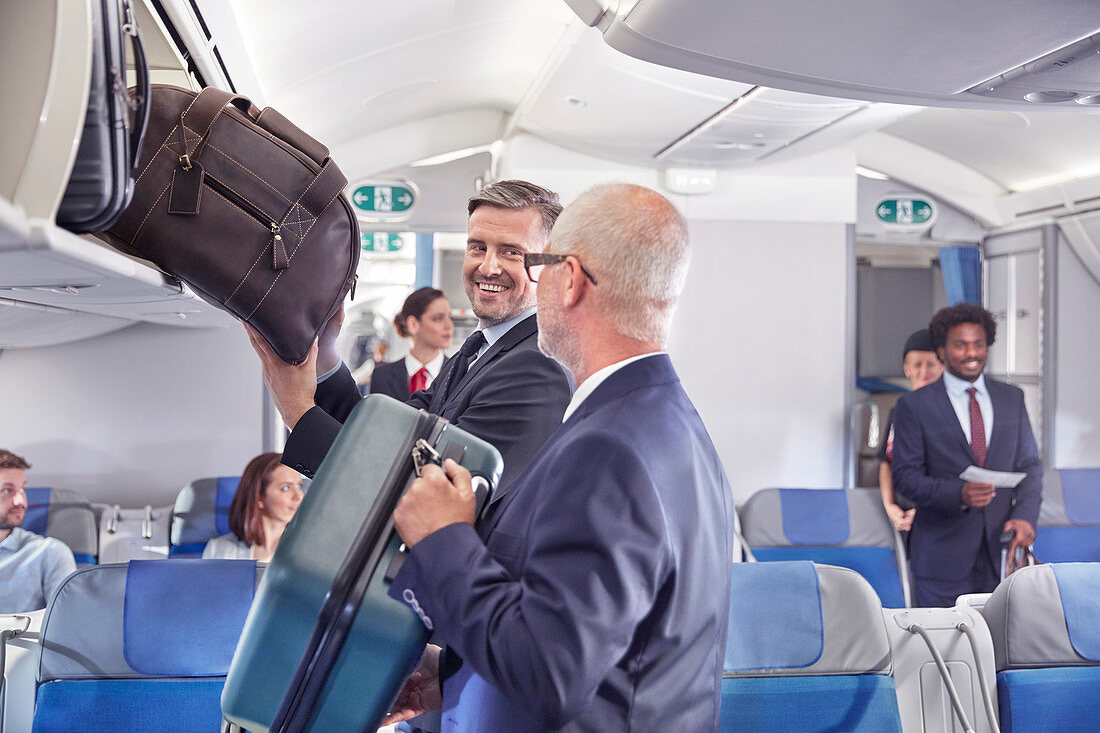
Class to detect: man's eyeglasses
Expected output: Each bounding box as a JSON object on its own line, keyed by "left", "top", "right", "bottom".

{"left": 524, "top": 253, "right": 599, "bottom": 285}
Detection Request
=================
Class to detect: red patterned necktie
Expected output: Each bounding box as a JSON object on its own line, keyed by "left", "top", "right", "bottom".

{"left": 967, "top": 386, "right": 987, "bottom": 467}
{"left": 409, "top": 365, "right": 429, "bottom": 395}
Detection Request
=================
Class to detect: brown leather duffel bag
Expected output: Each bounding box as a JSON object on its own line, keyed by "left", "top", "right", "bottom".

{"left": 100, "top": 85, "right": 359, "bottom": 364}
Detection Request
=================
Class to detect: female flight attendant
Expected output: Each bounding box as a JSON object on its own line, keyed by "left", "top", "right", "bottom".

{"left": 369, "top": 287, "right": 453, "bottom": 399}
{"left": 203, "top": 452, "right": 304, "bottom": 562}
{"left": 879, "top": 329, "right": 943, "bottom": 531}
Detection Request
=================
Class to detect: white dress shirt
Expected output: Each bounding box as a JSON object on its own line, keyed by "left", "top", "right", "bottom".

{"left": 403, "top": 352, "right": 446, "bottom": 389}
{"left": 202, "top": 533, "right": 253, "bottom": 559}
{"left": 942, "top": 370, "right": 994, "bottom": 447}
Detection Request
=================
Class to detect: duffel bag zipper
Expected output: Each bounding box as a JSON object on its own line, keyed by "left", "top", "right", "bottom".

{"left": 203, "top": 175, "right": 286, "bottom": 270}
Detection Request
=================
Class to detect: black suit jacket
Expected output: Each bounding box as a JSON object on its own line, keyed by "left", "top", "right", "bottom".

{"left": 891, "top": 375, "right": 1042, "bottom": 582}
{"left": 283, "top": 314, "right": 573, "bottom": 494}
{"left": 368, "top": 358, "right": 412, "bottom": 401}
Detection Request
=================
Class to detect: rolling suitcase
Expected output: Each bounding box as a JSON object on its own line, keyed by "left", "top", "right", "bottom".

{"left": 222, "top": 395, "right": 502, "bottom": 732}
{"left": 56, "top": 0, "right": 149, "bottom": 233}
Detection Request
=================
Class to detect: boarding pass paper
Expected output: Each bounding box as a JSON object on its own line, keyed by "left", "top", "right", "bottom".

{"left": 959, "top": 466, "right": 1026, "bottom": 488}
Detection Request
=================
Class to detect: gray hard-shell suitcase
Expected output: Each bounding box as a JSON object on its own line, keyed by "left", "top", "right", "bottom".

{"left": 222, "top": 395, "right": 502, "bottom": 732}
{"left": 56, "top": 0, "right": 149, "bottom": 233}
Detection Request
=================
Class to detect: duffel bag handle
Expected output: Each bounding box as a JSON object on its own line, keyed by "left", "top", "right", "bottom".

{"left": 254, "top": 108, "right": 329, "bottom": 166}
{"left": 180, "top": 88, "right": 328, "bottom": 167}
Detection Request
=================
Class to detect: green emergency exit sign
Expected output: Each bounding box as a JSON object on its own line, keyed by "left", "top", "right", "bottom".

{"left": 876, "top": 197, "right": 935, "bottom": 226}
{"left": 361, "top": 232, "right": 406, "bottom": 252}
{"left": 351, "top": 184, "right": 415, "bottom": 213}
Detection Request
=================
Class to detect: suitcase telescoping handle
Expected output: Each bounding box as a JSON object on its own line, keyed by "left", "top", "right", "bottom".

{"left": 178, "top": 88, "right": 330, "bottom": 168}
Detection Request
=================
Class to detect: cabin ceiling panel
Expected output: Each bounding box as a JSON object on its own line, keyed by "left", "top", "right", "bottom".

{"left": 332, "top": 109, "right": 506, "bottom": 181}
{"left": 518, "top": 28, "right": 752, "bottom": 161}
{"left": 659, "top": 89, "right": 871, "bottom": 166}
{"left": 884, "top": 108, "right": 1100, "bottom": 192}
{"left": 228, "top": 0, "right": 573, "bottom": 147}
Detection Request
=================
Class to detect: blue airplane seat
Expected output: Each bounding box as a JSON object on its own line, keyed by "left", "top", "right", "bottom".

{"left": 25, "top": 487, "right": 98, "bottom": 565}
{"left": 1034, "top": 468, "right": 1100, "bottom": 563}
{"left": 738, "top": 487, "right": 910, "bottom": 607}
{"left": 722, "top": 561, "right": 902, "bottom": 732}
{"left": 981, "top": 563, "right": 1100, "bottom": 733}
{"left": 32, "top": 560, "right": 261, "bottom": 733}
{"left": 168, "top": 477, "right": 240, "bottom": 557}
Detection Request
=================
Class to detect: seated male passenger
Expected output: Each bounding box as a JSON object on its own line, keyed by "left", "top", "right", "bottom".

{"left": 0, "top": 450, "right": 76, "bottom": 613}
{"left": 203, "top": 452, "right": 303, "bottom": 562}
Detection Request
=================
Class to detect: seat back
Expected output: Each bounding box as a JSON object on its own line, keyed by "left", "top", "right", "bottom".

{"left": 722, "top": 561, "right": 902, "bottom": 732}
{"left": 33, "top": 560, "right": 261, "bottom": 733}
{"left": 24, "top": 488, "right": 98, "bottom": 565}
{"left": 1034, "top": 468, "right": 1100, "bottom": 563}
{"left": 169, "top": 477, "right": 240, "bottom": 557}
{"left": 739, "top": 487, "right": 909, "bottom": 607}
{"left": 981, "top": 563, "right": 1100, "bottom": 733}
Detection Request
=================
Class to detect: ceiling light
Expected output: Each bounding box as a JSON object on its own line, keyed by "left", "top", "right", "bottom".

{"left": 856, "top": 166, "right": 890, "bottom": 180}
{"left": 713, "top": 140, "right": 765, "bottom": 150}
{"left": 408, "top": 144, "right": 494, "bottom": 168}
{"left": 1024, "top": 90, "right": 1078, "bottom": 103}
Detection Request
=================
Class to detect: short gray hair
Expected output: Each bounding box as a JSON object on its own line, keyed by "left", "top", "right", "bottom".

{"left": 467, "top": 180, "right": 562, "bottom": 239}
{"left": 549, "top": 183, "right": 689, "bottom": 344}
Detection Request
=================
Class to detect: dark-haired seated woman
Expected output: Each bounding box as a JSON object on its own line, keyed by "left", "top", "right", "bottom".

{"left": 203, "top": 452, "right": 303, "bottom": 562}
{"left": 370, "top": 287, "right": 453, "bottom": 400}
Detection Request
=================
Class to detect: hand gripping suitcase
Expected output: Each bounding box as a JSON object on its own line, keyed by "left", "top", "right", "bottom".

{"left": 222, "top": 395, "right": 502, "bottom": 732}
{"left": 57, "top": 0, "right": 150, "bottom": 233}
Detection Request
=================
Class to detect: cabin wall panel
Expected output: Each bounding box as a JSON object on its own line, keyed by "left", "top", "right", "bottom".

{"left": 670, "top": 220, "right": 849, "bottom": 505}
{"left": 1055, "top": 236, "right": 1100, "bottom": 467}
{"left": 0, "top": 323, "right": 264, "bottom": 506}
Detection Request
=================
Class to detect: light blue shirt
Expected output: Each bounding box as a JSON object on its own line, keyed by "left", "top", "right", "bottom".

{"left": 942, "top": 370, "right": 994, "bottom": 447}
{"left": 0, "top": 527, "right": 77, "bottom": 613}
{"left": 473, "top": 306, "right": 537, "bottom": 363}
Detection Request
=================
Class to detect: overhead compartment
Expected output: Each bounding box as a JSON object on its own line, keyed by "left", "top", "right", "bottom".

{"left": 0, "top": 0, "right": 236, "bottom": 348}
{"left": 0, "top": 298, "right": 130, "bottom": 349}
{"left": 571, "top": 0, "right": 1100, "bottom": 110}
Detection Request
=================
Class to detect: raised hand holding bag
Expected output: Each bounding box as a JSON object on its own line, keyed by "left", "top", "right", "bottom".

{"left": 100, "top": 85, "right": 359, "bottom": 364}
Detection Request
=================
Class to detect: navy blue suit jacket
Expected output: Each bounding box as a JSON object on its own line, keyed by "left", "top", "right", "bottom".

{"left": 368, "top": 358, "right": 411, "bottom": 401}
{"left": 389, "top": 355, "right": 734, "bottom": 731}
{"left": 891, "top": 375, "right": 1042, "bottom": 582}
{"left": 283, "top": 314, "right": 572, "bottom": 494}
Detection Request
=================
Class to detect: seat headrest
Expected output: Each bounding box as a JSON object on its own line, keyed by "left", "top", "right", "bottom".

{"left": 24, "top": 487, "right": 97, "bottom": 564}
{"left": 39, "top": 560, "right": 262, "bottom": 680}
{"left": 739, "top": 488, "right": 894, "bottom": 548}
{"left": 725, "top": 561, "right": 891, "bottom": 677}
{"left": 981, "top": 563, "right": 1100, "bottom": 671}
{"left": 1060, "top": 468, "right": 1100, "bottom": 525}
{"left": 170, "top": 477, "right": 240, "bottom": 546}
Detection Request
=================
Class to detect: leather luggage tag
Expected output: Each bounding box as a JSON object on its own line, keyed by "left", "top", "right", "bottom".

{"left": 168, "top": 161, "right": 204, "bottom": 215}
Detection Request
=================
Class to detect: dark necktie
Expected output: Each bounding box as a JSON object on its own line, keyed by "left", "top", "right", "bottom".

{"left": 967, "top": 386, "right": 987, "bottom": 467}
{"left": 408, "top": 365, "right": 429, "bottom": 395}
{"left": 435, "top": 331, "right": 485, "bottom": 405}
